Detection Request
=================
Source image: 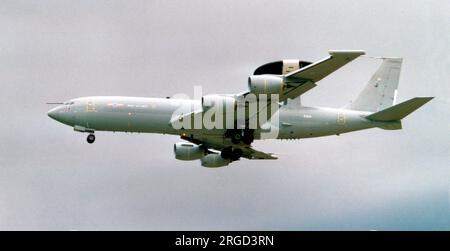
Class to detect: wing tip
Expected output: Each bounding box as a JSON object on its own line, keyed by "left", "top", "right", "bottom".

{"left": 414, "top": 96, "right": 434, "bottom": 103}
{"left": 329, "top": 50, "right": 366, "bottom": 56}
{"left": 363, "top": 56, "right": 403, "bottom": 61}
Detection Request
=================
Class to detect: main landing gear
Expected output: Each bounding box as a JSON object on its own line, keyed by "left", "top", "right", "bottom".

{"left": 220, "top": 147, "right": 243, "bottom": 161}
{"left": 86, "top": 133, "right": 95, "bottom": 144}
{"left": 226, "top": 129, "right": 254, "bottom": 145}
{"left": 220, "top": 129, "right": 253, "bottom": 161}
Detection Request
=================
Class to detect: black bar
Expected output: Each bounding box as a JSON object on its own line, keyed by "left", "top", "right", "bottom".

{"left": 1, "top": 231, "right": 448, "bottom": 249}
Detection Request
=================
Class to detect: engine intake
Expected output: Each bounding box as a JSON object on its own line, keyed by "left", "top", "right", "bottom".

{"left": 174, "top": 142, "right": 204, "bottom": 161}
{"left": 248, "top": 75, "right": 285, "bottom": 95}
{"left": 201, "top": 153, "right": 230, "bottom": 168}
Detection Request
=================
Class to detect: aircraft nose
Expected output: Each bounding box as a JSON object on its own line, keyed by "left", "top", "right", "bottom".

{"left": 47, "top": 106, "right": 61, "bottom": 121}
{"left": 47, "top": 105, "right": 75, "bottom": 126}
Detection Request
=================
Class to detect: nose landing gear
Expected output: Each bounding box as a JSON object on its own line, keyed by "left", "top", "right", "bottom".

{"left": 87, "top": 134, "right": 95, "bottom": 144}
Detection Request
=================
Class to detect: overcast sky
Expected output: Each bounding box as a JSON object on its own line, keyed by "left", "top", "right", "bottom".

{"left": 0, "top": 0, "right": 449, "bottom": 230}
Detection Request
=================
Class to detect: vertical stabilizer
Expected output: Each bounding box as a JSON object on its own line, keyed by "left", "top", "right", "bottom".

{"left": 350, "top": 58, "right": 402, "bottom": 112}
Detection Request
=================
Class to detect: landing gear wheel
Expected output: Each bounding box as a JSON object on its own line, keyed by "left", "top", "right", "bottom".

{"left": 220, "top": 147, "right": 233, "bottom": 159}
{"left": 231, "top": 131, "right": 242, "bottom": 144}
{"left": 242, "top": 130, "right": 254, "bottom": 145}
{"left": 221, "top": 147, "right": 243, "bottom": 161}
{"left": 243, "top": 135, "right": 254, "bottom": 145}
{"left": 87, "top": 134, "right": 95, "bottom": 144}
{"left": 231, "top": 148, "right": 243, "bottom": 161}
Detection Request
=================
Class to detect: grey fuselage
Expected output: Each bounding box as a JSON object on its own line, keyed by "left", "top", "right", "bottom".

{"left": 48, "top": 96, "right": 397, "bottom": 142}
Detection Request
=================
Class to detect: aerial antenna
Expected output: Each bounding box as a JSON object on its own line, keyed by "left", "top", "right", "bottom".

{"left": 46, "top": 102, "right": 64, "bottom": 105}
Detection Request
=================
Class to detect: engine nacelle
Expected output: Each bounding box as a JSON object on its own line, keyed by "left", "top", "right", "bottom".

{"left": 173, "top": 142, "right": 204, "bottom": 161}
{"left": 201, "top": 94, "right": 236, "bottom": 112}
{"left": 248, "top": 75, "right": 285, "bottom": 95}
{"left": 200, "top": 153, "right": 230, "bottom": 168}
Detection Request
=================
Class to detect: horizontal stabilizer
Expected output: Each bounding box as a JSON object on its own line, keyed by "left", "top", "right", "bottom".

{"left": 365, "top": 97, "right": 433, "bottom": 121}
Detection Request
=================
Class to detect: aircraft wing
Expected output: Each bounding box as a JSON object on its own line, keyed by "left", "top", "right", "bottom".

{"left": 285, "top": 50, "right": 365, "bottom": 83}
{"left": 181, "top": 135, "right": 277, "bottom": 160}
{"left": 281, "top": 50, "right": 365, "bottom": 100}
{"left": 238, "top": 146, "right": 277, "bottom": 160}
{"left": 238, "top": 50, "right": 365, "bottom": 103}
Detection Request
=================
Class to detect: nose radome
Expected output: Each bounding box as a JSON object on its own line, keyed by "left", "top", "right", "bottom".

{"left": 47, "top": 106, "right": 60, "bottom": 120}
{"left": 48, "top": 105, "right": 75, "bottom": 126}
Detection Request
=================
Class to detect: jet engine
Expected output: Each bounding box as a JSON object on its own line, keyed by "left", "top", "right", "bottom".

{"left": 200, "top": 153, "right": 230, "bottom": 168}
{"left": 201, "top": 94, "right": 236, "bottom": 111}
{"left": 248, "top": 59, "right": 312, "bottom": 95}
{"left": 173, "top": 142, "right": 204, "bottom": 161}
{"left": 248, "top": 75, "right": 285, "bottom": 95}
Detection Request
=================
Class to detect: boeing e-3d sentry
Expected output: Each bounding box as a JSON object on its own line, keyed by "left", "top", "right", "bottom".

{"left": 48, "top": 50, "right": 433, "bottom": 167}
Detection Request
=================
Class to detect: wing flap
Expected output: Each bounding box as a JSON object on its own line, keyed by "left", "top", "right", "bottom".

{"left": 282, "top": 81, "right": 316, "bottom": 101}
{"left": 238, "top": 146, "right": 278, "bottom": 160}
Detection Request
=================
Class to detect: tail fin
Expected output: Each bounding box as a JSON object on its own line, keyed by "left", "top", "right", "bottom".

{"left": 365, "top": 97, "right": 433, "bottom": 122}
{"left": 350, "top": 58, "right": 402, "bottom": 112}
